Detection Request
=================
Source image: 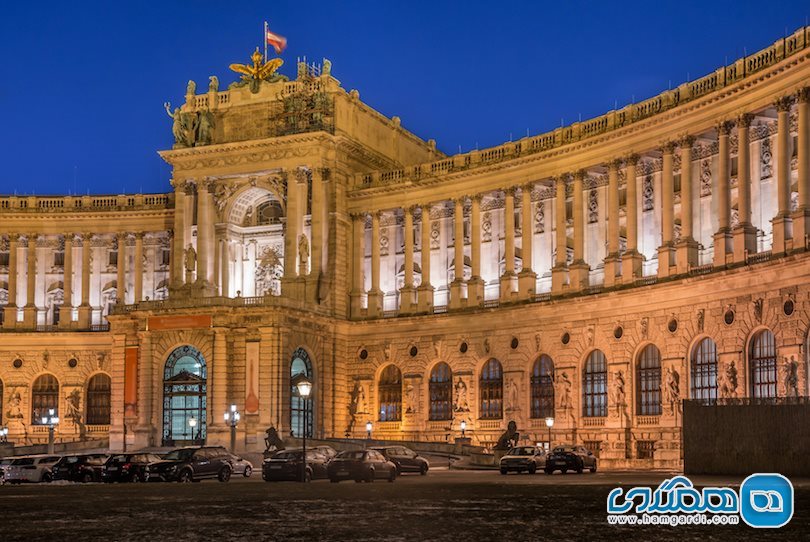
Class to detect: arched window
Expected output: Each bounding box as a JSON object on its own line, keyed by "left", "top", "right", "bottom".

{"left": 530, "top": 355, "right": 554, "bottom": 419}
{"left": 32, "top": 374, "right": 59, "bottom": 425}
{"left": 290, "top": 348, "right": 313, "bottom": 438}
{"left": 690, "top": 338, "right": 718, "bottom": 402}
{"left": 378, "top": 365, "right": 402, "bottom": 422}
{"left": 86, "top": 374, "right": 111, "bottom": 425}
{"left": 636, "top": 345, "right": 662, "bottom": 416}
{"left": 162, "top": 346, "right": 207, "bottom": 446}
{"left": 583, "top": 350, "right": 607, "bottom": 417}
{"left": 479, "top": 359, "right": 503, "bottom": 419}
{"left": 429, "top": 363, "right": 453, "bottom": 421}
{"left": 750, "top": 329, "right": 777, "bottom": 399}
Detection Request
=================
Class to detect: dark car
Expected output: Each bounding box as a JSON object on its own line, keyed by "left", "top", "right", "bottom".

{"left": 327, "top": 450, "right": 397, "bottom": 483}
{"left": 262, "top": 449, "right": 330, "bottom": 482}
{"left": 370, "top": 446, "right": 429, "bottom": 475}
{"left": 102, "top": 453, "right": 163, "bottom": 483}
{"left": 311, "top": 446, "right": 338, "bottom": 462}
{"left": 545, "top": 445, "right": 597, "bottom": 474}
{"left": 499, "top": 446, "right": 546, "bottom": 475}
{"left": 147, "top": 446, "right": 233, "bottom": 482}
{"left": 52, "top": 454, "right": 109, "bottom": 483}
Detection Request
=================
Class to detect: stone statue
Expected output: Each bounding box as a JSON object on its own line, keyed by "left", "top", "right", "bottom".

{"left": 6, "top": 390, "right": 23, "bottom": 419}
{"left": 186, "top": 79, "right": 196, "bottom": 95}
{"left": 586, "top": 326, "right": 594, "bottom": 347}
{"left": 264, "top": 426, "right": 285, "bottom": 456}
{"left": 640, "top": 317, "right": 649, "bottom": 339}
{"left": 494, "top": 420, "right": 519, "bottom": 450}
{"left": 719, "top": 361, "right": 738, "bottom": 399}
{"left": 405, "top": 383, "right": 416, "bottom": 414}
{"left": 298, "top": 234, "right": 310, "bottom": 267}
{"left": 784, "top": 356, "right": 799, "bottom": 398}
{"left": 696, "top": 309, "right": 705, "bottom": 333}
{"left": 164, "top": 102, "right": 198, "bottom": 147}
{"left": 322, "top": 58, "right": 332, "bottom": 76}
{"left": 753, "top": 298, "right": 764, "bottom": 322}
{"left": 454, "top": 378, "right": 469, "bottom": 412}
{"left": 208, "top": 75, "right": 219, "bottom": 93}
{"left": 66, "top": 389, "right": 82, "bottom": 424}
{"left": 664, "top": 367, "right": 681, "bottom": 415}
{"left": 483, "top": 337, "right": 490, "bottom": 354}
{"left": 197, "top": 110, "right": 215, "bottom": 146}
{"left": 611, "top": 370, "right": 626, "bottom": 416}
{"left": 534, "top": 333, "right": 542, "bottom": 353}
{"left": 558, "top": 372, "right": 572, "bottom": 411}
{"left": 506, "top": 378, "right": 519, "bottom": 411}
{"left": 184, "top": 244, "right": 197, "bottom": 273}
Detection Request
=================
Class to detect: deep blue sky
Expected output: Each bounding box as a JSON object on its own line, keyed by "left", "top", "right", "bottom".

{"left": 1, "top": 1, "right": 808, "bottom": 195}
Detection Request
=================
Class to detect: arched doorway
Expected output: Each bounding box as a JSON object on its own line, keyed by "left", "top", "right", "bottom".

{"left": 162, "top": 346, "right": 207, "bottom": 446}
{"left": 290, "top": 348, "right": 313, "bottom": 438}
{"left": 31, "top": 374, "right": 59, "bottom": 424}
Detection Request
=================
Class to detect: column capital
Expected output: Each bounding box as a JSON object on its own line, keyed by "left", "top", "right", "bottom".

{"left": 716, "top": 120, "right": 735, "bottom": 136}
{"left": 64, "top": 233, "right": 76, "bottom": 245}
{"left": 679, "top": 135, "right": 696, "bottom": 148}
{"left": 608, "top": 159, "right": 622, "bottom": 171}
{"left": 8, "top": 232, "right": 20, "bottom": 242}
{"left": 27, "top": 233, "right": 39, "bottom": 243}
{"left": 774, "top": 95, "right": 794, "bottom": 112}
{"left": 403, "top": 205, "right": 416, "bottom": 215}
{"left": 501, "top": 186, "right": 517, "bottom": 197}
{"left": 469, "top": 193, "right": 483, "bottom": 203}
{"left": 522, "top": 181, "right": 534, "bottom": 192}
{"left": 660, "top": 141, "right": 676, "bottom": 154}
{"left": 625, "top": 153, "right": 640, "bottom": 165}
{"left": 117, "top": 231, "right": 129, "bottom": 240}
{"left": 797, "top": 87, "right": 810, "bottom": 104}
{"left": 183, "top": 180, "right": 196, "bottom": 196}
{"left": 737, "top": 113, "right": 754, "bottom": 128}
{"left": 134, "top": 231, "right": 145, "bottom": 240}
{"left": 81, "top": 233, "right": 94, "bottom": 242}
{"left": 573, "top": 169, "right": 586, "bottom": 181}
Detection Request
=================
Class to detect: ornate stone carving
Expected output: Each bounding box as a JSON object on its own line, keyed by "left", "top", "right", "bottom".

{"left": 640, "top": 317, "right": 649, "bottom": 339}
{"left": 719, "top": 361, "right": 738, "bottom": 398}
{"left": 753, "top": 297, "right": 764, "bottom": 322}
{"left": 696, "top": 309, "right": 705, "bottom": 332}
{"left": 534, "top": 201, "right": 545, "bottom": 233}
{"left": 557, "top": 372, "right": 572, "bottom": 412}
{"left": 664, "top": 366, "right": 680, "bottom": 415}
{"left": 505, "top": 378, "right": 520, "bottom": 412}
{"left": 588, "top": 189, "right": 598, "bottom": 223}
{"left": 783, "top": 356, "right": 799, "bottom": 398}
{"left": 760, "top": 136, "right": 773, "bottom": 179}
{"left": 482, "top": 212, "right": 492, "bottom": 242}
{"left": 642, "top": 174, "right": 654, "bottom": 211}
{"left": 453, "top": 377, "right": 469, "bottom": 412}
{"left": 700, "top": 159, "right": 712, "bottom": 197}
{"left": 430, "top": 221, "right": 440, "bottom": 249}
{"left": 610, "top": 370, "right": 627, "bottom": 418}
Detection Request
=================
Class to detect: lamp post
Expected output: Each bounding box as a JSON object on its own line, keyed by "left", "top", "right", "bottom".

{"left": 545, "top": 417, "right": 554, "bottom": 453}
{"left": 295, "top": 376, "right": 313, "bottom": 483}
{"left": 366, "top": 421, "right": 372, "bottom": 441}
{"left": 224, "top": 404, "right": 240, "bottom": 453}
{"left": 188, "top": 417, "right": 198, "bottom": 443}
{"left": 41, "top": 409, "right": 59, "bottom": 454}
{"left": 460, "top": 420, "right": 466, "bottom": 438}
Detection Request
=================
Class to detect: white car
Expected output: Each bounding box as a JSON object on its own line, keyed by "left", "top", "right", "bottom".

{"left": 0, "top": 458, "right": 15, "bottom": 484}
{"left": 227, "top": 454, "right": 254, "bottom": 477}
{"left": 3, "top": 455, "right": 61, "bottom": 483}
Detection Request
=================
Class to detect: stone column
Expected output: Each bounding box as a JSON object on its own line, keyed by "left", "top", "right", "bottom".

{"left": 60, "top": 234, "right": 73, "bottom": 329}
{"left": 793, "top": 88, "right": 810, "bottom": 246}
{"left": 518, "top": 184, "right": 536, "bottom": 299}
{"left": 211, "top": 328, "right": 228, "bottom": 437}
{"left": 171, "top": 180, "right": 186, "bottom": 287}
{"left": 417, "top": 204, "right": 434, "bottom": 313}
{"left": 283, "top": 172, "right": 299, "bottom": 279}
{"left": 713, "top": 121, "right": 733, "bottom": 267}
{"left": 349, "top": 213, "right": 366, "bottom": 318}
{"left": 23, "top": 234, "right": 37, "bottom": 328}
{"left": 772, "top": 97, "right": 793, "bottom": 255}
{"left": 3, "top": 234, "right": 18, "bottom": 327}
{"left": 133, "top": 232, "right": 144, "bottom": 302}
{"left": 450, "top": 198, "right": 467, "bottom": 309}
{"left": 468, "top": 195, "right": 485, "bottom": 305}
{"left": 368, "top": 211, "right": 383, "bottom": 317}
{"left": 604, "top": 161, "right": 620, "bottom": 287}
{"left": 733, "top": 114, "right": 758, "bottom": 261}
{"left": 499, "top": 188, "right": 517, "bottom": 301}
{"left": 116, "top": 233, "right": 127, "bottom": 304}
{"left": 658, "top": 143, "right": 676, "bottom": 278}
{"left": 551, "top": 176, "right": 569, "bottom": 293}
{"left": 306, "top": 168, "right": 328, "bottom": 303}
{"left": 569, "top": 170, "right": 590, "bottom": 290}
{"left": 400, "top": 206, "right": 416, "bottom": 313}
{"left": 675, "top": 137, "right": 699, "bottom": 274}
{"left": 623, "top": 156, "right": 644, "bottom": 281}
{"left": 220, "top": 239, "right": 230, "bottom": 297}
{"left": 196, "top": 180, "right": 215, "bottom": 293}
{"left": 78, "top": 233, "right": 92, "bottom": 329}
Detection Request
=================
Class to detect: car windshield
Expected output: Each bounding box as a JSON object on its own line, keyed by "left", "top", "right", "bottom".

{"left": 11, "top": 458, "right": 35, "bottom": 466}
{"left": 109, "top": 455, "right": 131, "bottom": 463}
{"left": 163, "top": 449, "right": 196, "bottom": 461}
{"left": 272, "top": 451, "right": 301, "bottom": 460}
{"left": 508, "top": 447, "right": 538, "bottom": 456}
{"left": 553, "top": 446, "right": 574, "bottom": 453}
{"left": 337, "top": 451, "right": 365, "bottom": 460}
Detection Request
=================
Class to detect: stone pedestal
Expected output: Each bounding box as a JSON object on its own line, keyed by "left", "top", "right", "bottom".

{"left": 194, "top": 279, "right": 218, "bottom": 297}
{"left": 467, "top": 278, "right": 485, "bottom": 307}
{"left": 22, "top": 306, "right": 37, "bottom": 329}
{"left": 78, "top": 305, "right": 92, "bottom": 329}
{"left": 791, "top": 208, "right": 810, "bottom": 250}
{"left": 58, "top": 317, "right": 74, "bottom": 331}
{"left": 712, "top": 230, "right": 732, "bottom": 267}
{"left": 551, "top": 265, "right": 568, "bottom": 294}
{"left": 732, "top": 223, "right": 758, "bottom": 263}
{"left": 417, "top": 285, "right": 434, "bottom": 314}
{"left": 622, "top": 250, "right": 644, "bottom": 283}
{"left": 568, "top": 261, "right": 590, "bottom": 292}
{"left": 131, "top": 425, "right": 155, "bottom": 450}
{"left": 449, "top": 280, "right": 466, "bottom": 310}
{"left": 603, "top": 255, "right": 619, "bottom": 288}
{"left": 674, "top": 238, "right": 699, "bottom": 275}
{"left": 517, "top": 270, "right": 536, "bottom": 300}
{"left": 771, "top": 215, "right": 792, "bottom": 256}
{"left": 499, "top": 272, "right": 516, "bottom": 302}
{"left": 657, "top": 245, "right": 675, "bottom": 278}
{"left": 399, "top": 286, "right": 417, "bottom": 314}
{"left": 305, "top": 274, "right": 321, "bottom": 305}
{"left": 2, "top": 306, "right": 16, "bottom": 329}
{"left": 366, "top": 289, "right": 383, "bottom": 318}
{"left": 349, "top": 291, "right": 366, "bottom": 319}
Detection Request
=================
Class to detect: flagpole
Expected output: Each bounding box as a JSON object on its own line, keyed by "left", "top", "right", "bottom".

{"left": 264, "top": 21, "right": 268, "bottom": 60}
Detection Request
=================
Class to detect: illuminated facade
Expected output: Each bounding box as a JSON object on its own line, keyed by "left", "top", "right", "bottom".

{"left": 2, "top": 29, "right": 810, "bottom": 467}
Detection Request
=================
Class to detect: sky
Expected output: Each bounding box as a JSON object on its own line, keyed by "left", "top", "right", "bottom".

{"left": 1, "top": 0, "right": 809, "bottom": 196}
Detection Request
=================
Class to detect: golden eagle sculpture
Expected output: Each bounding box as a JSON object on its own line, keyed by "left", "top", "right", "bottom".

{"left": 229, "top": 48, "right": 286, "bottom": 93}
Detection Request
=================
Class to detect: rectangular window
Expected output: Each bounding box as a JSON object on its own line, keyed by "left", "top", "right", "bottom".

{"left": 108, "top": 251, "right": 118, "bottom": 266}
{"left": 636, "top": 440, "right": 655, "bottom": 460}
{"left": 53, "top": 252, "right": 64, "bottom": 267}
{"left": 161, "top": 249, "right": 171, "bottom": 267}
{"left": 0, "top": 252, "right": 8, "bottom": 266}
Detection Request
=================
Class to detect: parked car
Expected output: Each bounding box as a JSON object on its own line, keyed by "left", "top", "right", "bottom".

{"left": 327, "top": 450, "right": 397, "bottom": 483}
{"left": 262, "top": 449, "right": 329, "bottom": 482}
{"left": 102, "top": 453, "right": 164, "bottom": 483}
{"left": 52, "top": 454, "right": 110, "bottom": 482}
{"left": 545, "top": 445, "right": 597, "bottom": 474}
{"left": 0, "top": 457, "right": 15, "bottom": 484}
{"left": 370, "top": 446, "right": 429, "bottom": 475}
{"left": 311, "top": 446, "right": 338, "bottom": 462}
{"left": 3, "top": 455, "right": 61, "bottom": 483}
{"left": 227, "top": 453, "right": 254, "bottom": 477}
{"left": 499, "top": 446, "right": 546, "bottom": 475}
{"left": 147, "top": 446, "right": 233, "bottom": 482}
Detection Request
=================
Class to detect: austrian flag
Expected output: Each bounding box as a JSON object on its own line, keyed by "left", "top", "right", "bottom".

{"left": 266, "top": 29, "right": 287, "bottom": 54}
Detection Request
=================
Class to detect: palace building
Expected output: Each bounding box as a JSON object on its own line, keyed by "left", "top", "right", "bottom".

{"left": 2, "top": 29, "right": 810, "bottom": 468}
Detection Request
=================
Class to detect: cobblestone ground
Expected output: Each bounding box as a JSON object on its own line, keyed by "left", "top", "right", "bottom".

{"left": 1, "top": 471, "right": 807, "bottom": 541}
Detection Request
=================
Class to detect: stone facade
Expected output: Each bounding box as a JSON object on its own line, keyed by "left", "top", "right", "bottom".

{"left": 2, "top": 31, "right": 810, "bottom": 468}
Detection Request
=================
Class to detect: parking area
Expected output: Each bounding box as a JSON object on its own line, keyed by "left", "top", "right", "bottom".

{"left": 1, "top": 469, "right": 809, "bottom": 541}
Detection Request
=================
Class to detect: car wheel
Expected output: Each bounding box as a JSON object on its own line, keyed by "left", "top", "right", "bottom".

{"left": 420, "top": 463, "right": 428, "bottom": 476}
{"left": 544, "top": 468, "right": 553, "bottom": 475}
{"left": 528, "top": 463, "right": 537, "bottom": 475}
{"left": 178, "top": 470, "right": 193, "bottom": 483}
{"left": 561, "top": 468, "right": 567, "bottom": 474}
{"left": 243, "top": 466, "right": 252, "bottom": 478}
{"left": 82, "top": 472, "right": 94, "bottom": 483}
{"left": 576, "top": 462, "right": 584, "bottom": 474}
{"left": 42, "top": 473, "right": 53, "bottom": 483}
{"left": 131, "top": 473, "right": 141, "bottom": 483}
{"left": 500, "top": 468, "right": 508, "bottom": 475}
{"left": 590, "top": 464, "right": 597, "bottom": 473}
{"left": 218, "top": 467, "right": 232, "bottom": 482}
{"left": 388, "top": 470, "right": 396, "bottom": 482}
{"left": 303, "top": 470, "right": 312, "bottom": 483}
{"left": 365, "top": 469, "right": 375, "bottom": 483}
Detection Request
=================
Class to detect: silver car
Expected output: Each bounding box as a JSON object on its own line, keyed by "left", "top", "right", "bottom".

{"left": 3, "top": 455, "right": 62, "bottom": 483}
{"left": 227, "top": 454, "right": 253, "bottom": 477}
{"left": 499, "top": 446, "right": 546, "bottom": 475}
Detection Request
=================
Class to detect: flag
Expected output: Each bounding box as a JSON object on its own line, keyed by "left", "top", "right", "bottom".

{"left": 266, "top": 29, "right": 287, "bottom": 54}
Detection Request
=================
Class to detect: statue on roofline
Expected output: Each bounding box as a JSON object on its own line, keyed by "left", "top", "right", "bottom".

{"left": 228, "top": 48, "right": 288, "bottom": 93}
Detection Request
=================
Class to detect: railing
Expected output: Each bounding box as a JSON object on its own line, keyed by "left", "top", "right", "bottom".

{"left": 582, "top": 417, "right": 605, "bottom": 427}
{"left": 376, "top": 421, "right": 401, "bottom": 432}
{"left": 35, "top": 325, "right": 57, "bottom": 332}
{"left": 477, "top": 420, "right": 503, "bottom": 431}
{"left": 0, "top": 193, "right": 173, "bottom": 213}
{"left": 427, "top": 421, "right": 453, "bottom": 431}
{"left": 636, "top": 416, "right": 660, "bottom": 426}
{"left": 89, "top": 323, "right": 110, "bottom": 332}
{"left": 86, "top": 424, "right": 110, "bottom": 434}
{"left": 482, "top": 299, "right": 500, "bottom": 308}
{"left": 746, "top": 250, "right": 773, "bottom": 265}
{"left": 685, "top": 397, "right": 810, "bottom": 407}
{"left": 382, "top": 309, "right": 399, "bottom": 318}
{"left": 688, "top": 263, "right": 713, "bottom": 276}
{"left": 634, "top": 276, "right": 658, "bottom": 286}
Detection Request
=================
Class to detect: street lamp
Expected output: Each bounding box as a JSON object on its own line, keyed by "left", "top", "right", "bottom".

{"left": 295, "top": 376, "right": 313, "bottom": 483}
{"left": 188, "top": 417, "right": 198, "bottom": 443}
{"left": 224, "top": 404, "right": 241, "bottom": 453}
{"left": 0, "top": 426, "right": 8, "bottom": 443}
{"left": 366, "top": 421, "right": 372, "bottom": 441}
{"left": 41, "top": 409, "right": 59, "bottom": 454}
{"left": 460, "top": 420, "right": 466, "bottom": 438}
{"left": 545, "top": 417, "right": 555, "bottom": 453}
